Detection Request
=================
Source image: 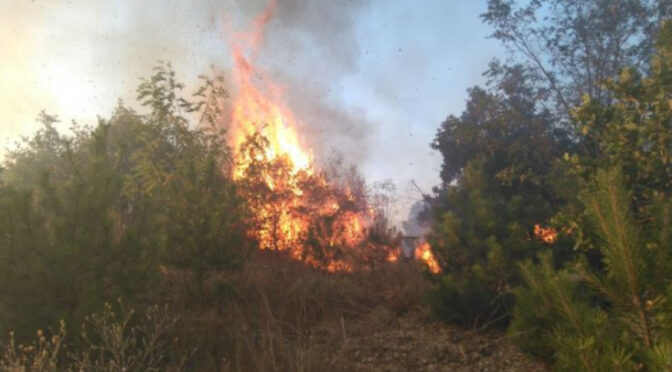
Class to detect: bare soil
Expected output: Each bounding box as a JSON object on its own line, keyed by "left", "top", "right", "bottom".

{"left": 311, "top": 308, "right": 547, "bottom": 372}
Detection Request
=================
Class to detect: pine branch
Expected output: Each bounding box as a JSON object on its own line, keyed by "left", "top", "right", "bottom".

{"left": 588, "top": 169, "right": 652, "bottom": 347}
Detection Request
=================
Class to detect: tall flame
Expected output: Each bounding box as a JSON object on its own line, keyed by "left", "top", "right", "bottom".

{"left": 229, "top": 0, "right": 311, "bottom": 179}
{"left": 414, "top": 242, "right": 441, "bottom": 274}
{"left": 224, "top": 0, "right": 384, "bottom": 272}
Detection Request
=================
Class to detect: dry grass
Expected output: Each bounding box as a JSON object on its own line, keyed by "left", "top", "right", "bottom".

{"left": 0, "top": 252, "right": 547, "bottom": 371}
{"left": 0, "top": 252, "right": 429, "bottom": 372}
{"left": 171, "top": 250, "right": 429, "bottom": 371}
{"left": 0, "top": 302, "right": 187, "bottom": 372}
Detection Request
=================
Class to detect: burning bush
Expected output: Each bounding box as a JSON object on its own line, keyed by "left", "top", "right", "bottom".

{"left": 220, "top": 2, "right": 404, "bottom": 273}
{"left": 234, "top": 132, "right": 399, "bottom": 272}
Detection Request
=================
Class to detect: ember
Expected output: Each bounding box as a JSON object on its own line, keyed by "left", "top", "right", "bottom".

{"left": 533, "top": 224, "right": 558, "bottom": 244}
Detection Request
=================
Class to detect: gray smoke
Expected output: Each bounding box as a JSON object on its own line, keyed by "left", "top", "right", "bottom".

{"left": 229, "top": 0, "right": 376, "bottom": 163}
{"left": 1, "top": 0, "right": 378, "bottom": 166}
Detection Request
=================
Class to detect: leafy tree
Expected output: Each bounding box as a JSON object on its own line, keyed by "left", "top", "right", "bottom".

{"left": 427, "top": 65, "right": 573, "bottom": 326}
{"left": 510, "top": 21, "right": 672, "bottom": 370}
{"left": 0, "top": 63, "right": 247, "bottom": 339}
{"left": 433, "top": 65, "right": 570, "bottom": 188}
{"left": 482, "top": 0, "right": 672, "bottom": 119}
{"left": 573, "top": 20, "right": 672, "bottom": 204}
{"left": 0, "top": 122, "right": 159, "bottom": 339}
{"left": 2, "top": 112, "right": 71, "bottom": 188}
{"left": 129, "top": 63, "right": 250, "bottom": 306}
{"left": 427, "top": 0, "right": 672, "bottom": 329}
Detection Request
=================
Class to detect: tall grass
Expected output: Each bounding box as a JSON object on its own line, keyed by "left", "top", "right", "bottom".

{"left": 174, "top": 251, "right": 428, "bottom": 371}
{"left": 1, "top": 252, "right": 428, "bottom": 371}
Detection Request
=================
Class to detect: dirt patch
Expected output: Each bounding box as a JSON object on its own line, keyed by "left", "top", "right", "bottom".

{"left": 311, "top": 309, "right": 547, "bottom": 372}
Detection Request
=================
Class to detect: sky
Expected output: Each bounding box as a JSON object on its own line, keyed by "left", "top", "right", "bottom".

{"left": 0, "top": 0, "right": 504, "bottom": 224}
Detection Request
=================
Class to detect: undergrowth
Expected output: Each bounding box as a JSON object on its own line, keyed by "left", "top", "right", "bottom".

{"left": 0, "top": 251, "right": 428, "bottom": 372}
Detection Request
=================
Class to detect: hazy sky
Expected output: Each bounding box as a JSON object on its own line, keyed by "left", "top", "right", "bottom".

{"left": 0, "top": 0, "right": 504, "bottom": 223}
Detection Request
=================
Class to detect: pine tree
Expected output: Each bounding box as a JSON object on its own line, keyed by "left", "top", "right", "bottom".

{"left": 511, "top": 168, "right": 672, "bottom": 371}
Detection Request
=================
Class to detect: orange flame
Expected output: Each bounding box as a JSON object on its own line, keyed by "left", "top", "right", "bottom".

{"left": 534, "top": 224, "right": 558, "bottom": 244}
{"left": 414, "top": 242, "right": 441, "bottom": 274}
{"left": 386, "top": 247, "right": 401, "bottom": 263}
{"left": 223, "top": 1, "right": 392, "bottom": 272}
{"left": 229, "top": 1, "right": 311, "bottom": 180}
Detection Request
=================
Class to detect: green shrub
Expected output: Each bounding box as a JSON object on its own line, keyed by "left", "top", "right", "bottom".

{"left": 510, "top": 169, "right": 672, "bottom": 371}
{"left": 0, "top": 301, "right": 187, "bottom": 372}
{"left": 0, "top": 64, "right": 248, "bottom": 340}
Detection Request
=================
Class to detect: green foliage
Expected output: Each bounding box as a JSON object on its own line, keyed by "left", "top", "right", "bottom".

{"left": 0, "top": 301, "right": 186, "bottom": 371}
{"left": 0, "top": 64, "right": 247, "bottom": 341}
{"left": 136, "top": 61, "right": 191, "bottom": 123}
{"left": 428, "top": 0, "right": 672, "bottom": 337}
{"left": 511, "top": 252, "right": 616, "bottom": 370}
{"left": 131, "top": 68, "right": 249, "bottom": 306}
{"left": 511, "top": 169, "right": 672, "bottom": 371}
{"left": 428, "top": 65, "right": 572, "bottom": 327}
{"left": 0, "top": 122, "right": 158, "bottom": 339}
{"left": 503, "top": 21, "right": 672, "bottom": 370}
{"left": 573, "top": 22, "right": 672, "bottom": 203}
{"left": 482, "top": 0, "right": 671, "bottom": 118}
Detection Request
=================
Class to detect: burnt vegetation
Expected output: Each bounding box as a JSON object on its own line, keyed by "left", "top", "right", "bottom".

{"left": 3, "top": 0, "right": 672, "bottom": 371}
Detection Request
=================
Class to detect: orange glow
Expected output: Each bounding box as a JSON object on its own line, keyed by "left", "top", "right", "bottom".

{"left": 534, "top": 224, "right": 558, "bottom": 244}
{"left": 386, "top": 247, "right": 401, "bottom": 263}
{"left": 414, "top": 242, "right": 441, "bottom": 274}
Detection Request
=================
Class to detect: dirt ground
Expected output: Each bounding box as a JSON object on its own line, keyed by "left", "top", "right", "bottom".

{"left": 311, "top": 308, "right": 547, "bottom": 372}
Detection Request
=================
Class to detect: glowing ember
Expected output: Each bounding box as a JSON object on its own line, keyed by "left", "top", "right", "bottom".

{"left": 534, "top": 224, "right": 558, "bottom": 244}
{"left": 414, "top": 242, "right": 441, "bottom": 274}
{"left": 386, "top": 246, "right": 401, "bottom": 263}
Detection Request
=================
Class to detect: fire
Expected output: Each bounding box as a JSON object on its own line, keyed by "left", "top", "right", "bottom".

{"left": 414, "top": 242, "right": 441, "bottom": 274}
{"left": 386, "top": 247, "right": 401, "bottom": 263}
{"left": 229, "top": 0, "right": 311, "bottom": 181}
{"left": 223, "top": 0, "right": 394, "bottom": 272}
{"left": 534, "top": 224, "right": 558, "bottom": 244}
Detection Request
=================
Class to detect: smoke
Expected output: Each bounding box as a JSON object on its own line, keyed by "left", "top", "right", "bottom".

{"left": 233, "top": 0, "right": 364, "bottom": 73}
{"left": 0, "top": 0, "right": 229, "bottom": 150}
{"left": 229, "top": 0, "right": 376, "bottom": 163}
{"left": 0, "top": 0, "right": 378, "bottom": 165}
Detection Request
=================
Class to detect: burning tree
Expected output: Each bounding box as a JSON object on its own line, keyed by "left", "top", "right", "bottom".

{"left": 233, "top": 124, "right": 401, "bottom": 272}
{"left": 211, "top": 0, "right": 413, "bottom": 272}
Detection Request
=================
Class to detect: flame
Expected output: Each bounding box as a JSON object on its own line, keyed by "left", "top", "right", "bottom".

{"left": 229, "top": 1, "right": 311, "bottom": 180}
{"left": 414, "top": 242, "right": 441, "bottom": 274}
{"left": 223, "top": 1, "right": 392, "bottom": 272}
{"left": 534, "top": 224, "right": 558, "bottom": 244}
{"left": 386, "top": 247, "right": 401, "bottom": 263}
